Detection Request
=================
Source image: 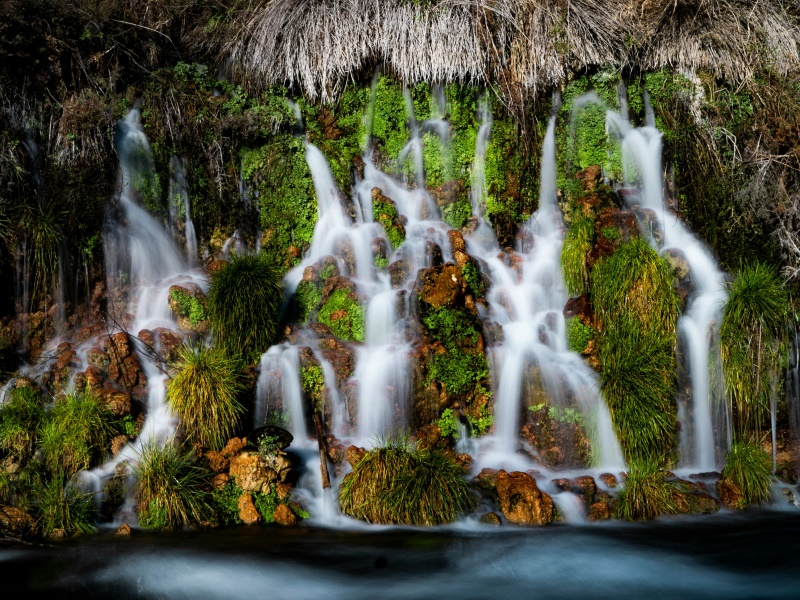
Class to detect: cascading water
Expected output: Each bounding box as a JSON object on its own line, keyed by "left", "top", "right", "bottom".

{"left": 606, "top": 108, "right": 728, "bottom": 472}
{"left": 167, "top": 156, "right": 198, "bottom": 266}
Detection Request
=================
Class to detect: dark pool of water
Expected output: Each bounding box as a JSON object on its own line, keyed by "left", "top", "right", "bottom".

{"left": 2, "top": 512, "right": 799, "bottom": 599}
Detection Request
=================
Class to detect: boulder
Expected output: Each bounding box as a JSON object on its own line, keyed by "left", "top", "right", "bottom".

{"left": 274, "top": 504, "right": 297, "bottom": 526}
{"left": 229, "top": 451, "right": 278, "bottom": 494}
{"left": 495, "top": 470, "right": 554, "bottom": 526}
{"left": 238, "top": 493, "right": 261, "bottom": 525}
{"left": 587, "top": 501, "right": 611, "bottom": 521}
{"left": 717, "top": 478, "right": 745, "bottom": 510}
{"left": 479, "top": 512, "right": 502, "bottom": 526}
{"left": 417, "top": 263, "right": 466, "bottom": 309}
{"left": 599, "top": 473, "right": 618, "bottom": 488}
{"left": 116, "top": 523, "right": 132, "bottom": 536}
{"left": 0, "top": 504, "right": 36, "bottom": 537}
{"left": 346, "top": 445, "right": 366, "bottom": 468}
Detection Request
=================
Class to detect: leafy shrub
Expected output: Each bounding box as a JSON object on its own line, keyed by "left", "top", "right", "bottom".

{"left": 211, "top": 482, "right": 243, "bottom": 526}
{"left": 167, "top": 343, "right": 244, "bottom": 451}
{"left": 615, "top": 460, "right": 679, "bottom": 521}
{"left": 208, "top": 253, "right": 284, "bottom": 363}
{"left": 339, "top": 437, "right": 476, "bottom": 525}
{"left": 721, "top": 442, "right": 773, "bottom": 508}
{"left": 437, "top": 408, "right": 460, "bottom": 439}
{"left": 133, "top": 441, "right": 213, "bottom": 530}
{"left": 39, "top": 391, "right": 117, "bottom": 475}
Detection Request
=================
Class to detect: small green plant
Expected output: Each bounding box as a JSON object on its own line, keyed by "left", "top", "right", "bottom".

{"left": 208, "top": 253, "right": 284, "bottom": 363}
{"left": 253, "top": 487, "right": 279, "bottom": 523}
{"left": 169, "top": 288, "right": 208, "bottom": 325}
{"left": 35, "top": 471, "right": 97, "bottom": 537}
{"left": 120, "top": 414, "right": 138, "bottom": 437}
{"left": 615, "top": 460, "right": 679, "bottom": 521}
{"left": 461, "top": 261, "right": 485, "bottom": 297}
{"left": 601, "top": 226, "right": 620, "bottom": 241}
{"left": 0, "top": 385, "right": 45, "bottom": 460}
{"left": 211, "top": 482, "right": 243, "bottom": 526}
{"left": 373, "top": 197, "right": 405, "bottom": 249}
{"left": 256, "top": 434, "right": 283, "bottom": 458}
{"left": 467, "top": 404, "right": 494, "bottom": 435}
{"left": 565, "top": 317, "right": 594, "bottom": 353}
{"left": 721, "top": 442, "right": 773, "bottom": 508}
{"left": 295, "top": 280, "right": 322, "bottom": 323}
{"left": 374, "top": 255, "right": 389, "bottom": 270}
{"left": 561, "top": 218, "right": 595, "bottom": 296}
{"left": 39, "top": 390, "right": 117, "bottom": 475}
{"left": 437, "top": 408, "right": 460, "bottom": 439}
{"left": 133, "top": 440, "right": 213, "bottom": 530}
{"left": 318, "top": 289, "right": 365, "bottom": 341}
{"left": 300, "top": 364, "right": 326, "bottom": 412}
{"left": 320, "top": 263, "right": 337, "bottom": 280}
{"left": 167, "top": 343, "right": 244, "bottom": 451}
{"left": 339, "top": 436, "right": 476, "bottom": 525}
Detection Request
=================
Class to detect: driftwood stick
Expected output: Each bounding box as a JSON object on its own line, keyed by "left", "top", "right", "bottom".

{"left": 313, "top": 413, "right": 331, "bottom": 489}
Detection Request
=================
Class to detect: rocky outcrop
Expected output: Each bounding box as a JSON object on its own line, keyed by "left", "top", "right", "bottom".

{"left": 495, "top": 470, "right": 554, "bottom": 526}
{"left": 228, "top": 450, "right": 292, "bottom": 495}
{"left": 238, "top": 493, "right": 261, "bottom": 525}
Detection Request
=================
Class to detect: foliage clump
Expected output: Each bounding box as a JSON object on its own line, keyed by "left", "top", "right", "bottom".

{"left": 615, "top": 460, "right": 679, "bottom": 521}
{"left": 562, "top": 218, "right": 595, "bottom": 297}
{"left": 318, "top": 289, "right": 365, "bottom": 341}
{"left": 167, "top": 343, "right": 244, "bottom": 451}
{"left": 169, "top": 288, "right": 208, "bottom": 325}
{"left": 591, "top": 238, "right": 679, "bottom": 463}
{"left": 565, "top": 317, "right": 594, "bottom": 354}
{"left": 35, "top": 471, "right": 97, "bottom": 537}
{"left": 39, "top": 390, "right": 117, "bottom": 476}
{"left": 422, "top": 307, "right": 488, "bottom": 396}
{"left": 133, "top": 441, "right": 213, "bottom": 530}
{"left": 339, "top": 437, "right": 475, "bottom": 525}
{"left": 373, "top": 195, "right": 405, "bottom": 249}
{"left": 720, "top": 263, "right": 788, "bottom": 439}
{"left": 720, "top": 442, "right": 773, "bottom": 509}
{"left": 0, "top": 385, "right": 45, "bottom": 460}
{"left": 295, "top": 280, "right": 322, "bottom": 323}
{"left": 208, "top": 253, "right": 284, "bottom": 363}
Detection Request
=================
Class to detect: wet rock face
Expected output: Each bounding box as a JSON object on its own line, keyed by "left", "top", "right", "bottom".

{"left": 417, "top": 263, "right": 466, "bottom": 309}
{"left": 274, "top": 503, "right": 297, "bottom": 526}
{"left": 228, "top": 450, "right": 292, "bottom": 495}
{"left": 495, "top": 470, "right": 554, "bottom": 526}
{"left": 167, "top": 283, "right": 210, "bottom": 333}
{"left": 238, "top": 493, "right": 260, "bottom": 525}
{"left": 716, "top": 478, "right": 745, "bottom": 510}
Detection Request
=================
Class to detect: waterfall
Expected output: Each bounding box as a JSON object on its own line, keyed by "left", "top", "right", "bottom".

{"left": 168, "top": 156, "right": 198, "bottom": 266}
{"left": 606, "top": 108, "right": 728, "bottom": 471}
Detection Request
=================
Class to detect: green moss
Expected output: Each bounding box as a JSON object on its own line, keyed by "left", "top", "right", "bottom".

{"left": 442, "top": 198, "right": 471, "bottom": 229}
{"left": 295, "top": 280, "right": 322, "bottom": 323}
{"left": 467, "top": 403, "right": 494, "bottom": 435}
{"left": 169, "top": 288, "right": 208, "bottom": 325}
{"left": 565, "top": 317, "right": 594, "bottom": 353}
{"left": 602, "top": 226, "right": 620, "bottom": 241}
{"left": 422, "top": 307, "right": 488, "bottom": 396}
{"left": 461, "top": 261, "right": 485, "bottom": 297}
{"left": 301, "top": 364, "right": 326, "bottom": 412}
{"left": 561, "top": 218, "right": 595, "bottom": 296}
{"left": 437, "top": 408, "right": 460, "bottom": 439}
{"left": 373, "top": 197, "right": 405, "bottom": 249}
{"left": 374, "top": 256, "right": 389, "bottom": 270}
{"left": 318, "top": 289, "right": 365, "bottom": 342}
{"left": 211, "top": 482, "right": 243, "bottom": 525}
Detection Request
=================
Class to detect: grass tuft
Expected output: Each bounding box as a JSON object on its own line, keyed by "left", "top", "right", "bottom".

{"left": 615, "top": 460, "right": 679, "bottom": 521}
{"left": 133, "top": 440, "right": 213, "bottom": 530}
{"left": 39, "top": 390, "right": 117, "bottom": 476}
{"left": 34, "top": 471, "right": 97, "bottom": 537}
{"left": 0, "top": 385, "right": 45, "bottom": 460}
{"left": 339, "top": 436, "right": 475, "bottom": 525}
{"left": 721, "top": 442, "right": 773, "bottom": 507}
{"left": 720, "top": 262, "right": 788, "bottom": 438}
{"left": 208, "top": 253, "right": 284, "bottom": 363}
{"left": 561, "top": 217, "right": 595, "bottom": 296}
{"left": 167, "top": 342, "right": 244, "bottom": 451}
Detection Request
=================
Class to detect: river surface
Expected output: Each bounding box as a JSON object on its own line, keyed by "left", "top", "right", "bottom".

{"left": 1, "top": 512, "right": 799, "bottom": 599}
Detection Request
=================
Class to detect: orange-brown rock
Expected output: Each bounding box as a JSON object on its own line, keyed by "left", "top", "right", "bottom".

{"left": 276, "top": 482, "right": 292, "bottom": 501}
{"left": 575, "top": 165, "right": 602, "bottom": 192}
{"left": 229, "top": 452, "right": 278, "bottom": 494}
{"left": 110, "top": 434, "right": 130, "bottom": 456}
{"left": 205, "top": 450, "right": 229, "bottom": 473}
{"left": 563, "top": 294, "right": 594, "bottom": 327}
{"left": 448, "top": 230, "right": 466, "bottom": 254}
{"left": 212, "top": 473, "right": 230, "bottom": 489}
{"left": 599, "top": 473, "right": 618, "bottom": 488}
{"left": 417, "top": 263, "right": 466, "bottom": 309}
{"left": 0, "top": 504, "right": 36, "bottom": 537}
{"left": 116, "top": 523, "right": 132, "bottom": 535}
{"left": 238, "top": 493, "right": 260, "bottom": 525}
{"left": 495, "top": 470, "right": 554, "bottom": 526}
{"left": 716, "top": 478, "right": 745, "bottom": 510}
{"left": 222, "top": 437, "right": 247, "bottom": 457}
{"left": 274, "top": 504, "right": 297, "bottom": 526}
{"left": 587, "top": 501, "right": 611, "bottom": 521}
{"left": 346, "top": 445, "right": 366, "bottom": 468}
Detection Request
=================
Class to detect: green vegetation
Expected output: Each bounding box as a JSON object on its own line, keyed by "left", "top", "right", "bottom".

{"left": 35, "top": 471, "right": 97, "bottom": 537}
{"left": 211, "top": 482, "right": 243, "bottom": 526}
{"left": 438, "top": 405, "right": 493, "bottom": 439}
{"left": 529, "top": 402, "right": 585, "bottom": 427}
{"left": 373, "top": 196, "right": 405, "bottom": 249}
{"left": 720, "top": 442, "right": 773, "bottom": 508}
{"left": 208, "top": 253, "right": 284, "bottom": 363}
{"left": 339, "top": 437, "right": 476, "bottom": 525}
{"left": 562, "top": 218, "right": 595, "bottom": 296}
{"left": 133, "top": 441, "right": 213, "bottom": 530}
{"left": 295, "top": 280, "right": 322, "bottom": 323}
{"left": 167, "top": 343, "right": 244, "bottom": 451}
{"left": 591, "top": 238, "right": 679, "bottom": 463}
{"left": 615, "top": 460, "right": 679, "bottom": 521}
{"left": 301, "top": 364, "right": 326, "bottom": 412}
{"left": 39, "top": 390, "right": 117, "bottom": 476}
{"left": 318, "top": 289, "right": 365, "bottom": 342}
{"left": 437, "top": 408, "right": 460, "bottom": 439}
{"left": 720, "top": 263, "right": 788, "bottom": 439}
{"left": 0, "top": 385, "right": 45, "bottom": 460}
{"left": 461, "top": 261, "right": 485, "bottom": 297}
{"left": 169, "top": 288, "right": 208, "bottom": 325}
{"left": 565, "top": 317, "right": 594, "bottom": 353}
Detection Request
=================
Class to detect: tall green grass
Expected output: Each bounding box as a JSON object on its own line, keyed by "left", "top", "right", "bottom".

{"left": 0, "top": 385, "right": 45, "bottom": 460}
{"left": 39, "top": 390, "right": 117, "bottom": 475}
{"left": 720, "top": 263, "right": 788, "bottom": 439}
{"left": 561, "top": 217, "right": 595, "bottom": 296}
{"left": 339, "top": 437, "right": 476, "bottom": 525}
{"left": 591, "top": 238, "right": 679, "bottom": 463}
{"left": 207, "top": 253, "right": 284, "bottom": 363}
{"left": 133, "top": 441, "right": 213, "bottom": 530}
{"left": 615, "top": 460, "right": 678, "bottom": 520}
{"left": 721, "top": 442, "right": 773, "bottom": 507}
{"left": 167, "top": 342, "right": 244, "bottom": 451}
{"left": 34, "top": 471, "right": 97, "bottom": 537}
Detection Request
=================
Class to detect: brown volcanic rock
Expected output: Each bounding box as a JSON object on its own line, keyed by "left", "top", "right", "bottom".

{"left": 495, "top": 470, "right": 554, "bottom": 526}
{"left": 417, "top": 263, "right": 466, "bottom": 309}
